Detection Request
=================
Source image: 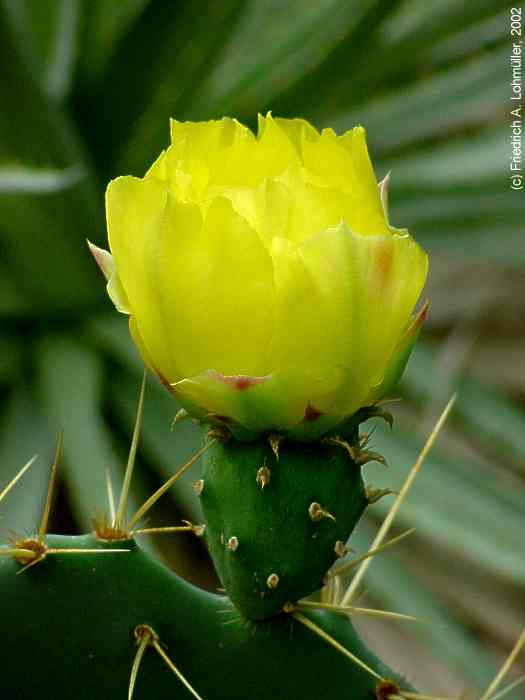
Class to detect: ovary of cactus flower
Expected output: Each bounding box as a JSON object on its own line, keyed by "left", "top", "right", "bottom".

{"left": 90, "top": 114, "right": 428, "bottom": 441}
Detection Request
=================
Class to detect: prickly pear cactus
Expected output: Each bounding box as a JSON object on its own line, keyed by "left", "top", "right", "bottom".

{"left": 2, "top": 389, "right": 520, "bottom": 698}
{"left": 0, "top": 530, "right": 409, "bottom": 700}
{"left": 7, "top": 115, "right": 512, "bottom": 699}
{"left": 0, "top": 406, "right": 418, "bottom": 700}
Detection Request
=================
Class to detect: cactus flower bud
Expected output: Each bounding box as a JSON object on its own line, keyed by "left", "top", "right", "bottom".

{"left": 91, "top": 115, "right": 428, "bottom": 441}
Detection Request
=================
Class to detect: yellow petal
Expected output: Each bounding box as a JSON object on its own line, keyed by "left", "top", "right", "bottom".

{"left": 129, "top": 315, "right": 155, "bottom": 374}
{"left": 106, "top": 175, "right": 178, "bottom": 379}
{"left": 256, "top": 113, "right": 301, "bottom": 172}
{"left": 166, "top": 118, "right": 241, "bottom": 198}
{"left": 328, "top": 225, "right": 428, "bottom": 412}
{"left": 268, "top": 224, "right": 428, "bottom": 416}
{"left": 340, "top": 127, "right": 384, "bottom": 204}
{"left": 366, "top": 301, "right": 429, "bottom": 403}
{"left": 267, "top": 235, "right": 352, "bottom": 413}
{"left": 144, "top": 148, "right": 168, "bottom": 180}
{"left": 275, "top": 171, "right": 354, "bottom": 245}
{"left": 212, "top": 129, "right": 262, "bottom": 187}
{"left": 205, "top": 115, "right": 302, "bottom": 188}
{"left": 252, "top": 171, "right": 357, "bottom": 247}
{"left": 303, "top": 126, "right": 389, "bottom": 235}
{"left": 273, "top": 116, "right": 320, "bottom": 152}
{"left": 158, "top": 194, "right": 274, "bottom": 377}
{"left": 170, "top": 117, "right": 237, "bottom": 162}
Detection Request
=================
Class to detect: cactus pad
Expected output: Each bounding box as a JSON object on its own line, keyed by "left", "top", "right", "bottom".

{"left": 1, "top": 533, "right": 412, "bottom": 698}
{"left": 200, "top": 435, "right": 368, "bottom": 620}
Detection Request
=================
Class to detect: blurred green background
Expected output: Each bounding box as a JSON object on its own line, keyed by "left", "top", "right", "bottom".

{"left": 1, "top": 0, "right": 523, "bottom": 693}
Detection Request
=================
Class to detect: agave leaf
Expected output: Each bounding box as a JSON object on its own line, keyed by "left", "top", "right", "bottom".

{"left": 77, "top": 0, "right": 152, "bottom": 82}
{"left": 115, "top": 1, "right": 247, "bottom": 174}
{"left": 362, "top": 423, "right": 525, "bottom": 586}
{"left": 0, "top": 164, "right": 85, "bottom": 194}
{"left": 0, "top": 6, "right": 101, "bottom": 310}
{"left": 36, "top": 335, "right": 148, "bottom": 531}
{"left": 0, "top": 389, "right": 52, "bottom": 535}
{"left": 87, "top": 318, "right": 204, "bottom": 521}
{"left": 87, "top": 315, "right": 144, "bottom": 374}
{"left": 75, "top": 1, "right": 246, "bottom": 176}
{"left": 405, "top": 343, "right": 525, "bottom": 472}
{"left": 3, "top": 0, "right": 80, "bottom": 100}
{"left": 110, "top": 366, "right": 204, "bottom": 525}
{"left": 108, "top": 368, "right": 216, "bottom": 586}
{"left": 274, "top": 2, "right": 507, "bottom": 118}
{"left": 182, "top": 0, "right": 381, "bottom": 120}
{"left": 351, "top": 519, "right": 498, "bottom": 688}
{"left": 382, "top": 129, "right": 503, "bottom": 187}
{"left": 332, "top": 45, "right": 506, "bottom": 150}
{"left": 0, "top": 336, "right": 22, "bottom": 388}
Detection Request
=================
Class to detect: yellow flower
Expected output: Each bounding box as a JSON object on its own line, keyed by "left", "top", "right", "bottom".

{"left": 90, "top": 115, "right": 428, "bottom": 441}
